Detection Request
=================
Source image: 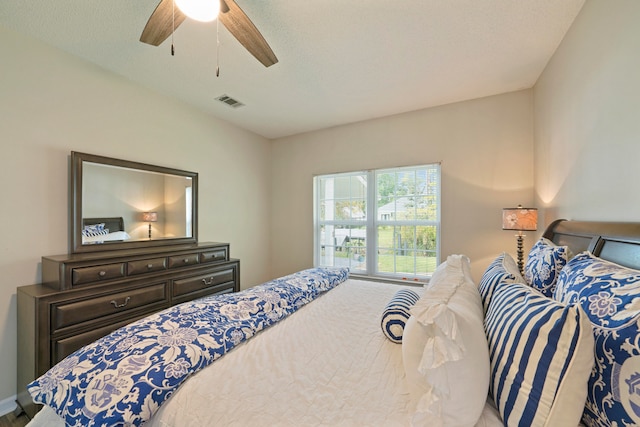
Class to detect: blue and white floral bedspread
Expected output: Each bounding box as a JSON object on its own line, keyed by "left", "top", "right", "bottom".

{"left": 28, "top": 267, "right": 349, "bottom": 427}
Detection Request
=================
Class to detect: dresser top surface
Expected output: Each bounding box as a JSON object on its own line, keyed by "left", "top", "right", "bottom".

{"left": 42, "top": 242, "right": 229, "bottom": 263}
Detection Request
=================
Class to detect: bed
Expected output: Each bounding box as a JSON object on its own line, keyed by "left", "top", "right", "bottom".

{"left": 81, "top": 217, "right": 132, "bottom": 244}
{"left": 24, "top": 219, "right": 640, "bottom": 426}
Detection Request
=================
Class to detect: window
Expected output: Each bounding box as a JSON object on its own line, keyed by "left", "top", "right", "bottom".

{"left": 314, "top": 164, "right": 440, "bottom": 280}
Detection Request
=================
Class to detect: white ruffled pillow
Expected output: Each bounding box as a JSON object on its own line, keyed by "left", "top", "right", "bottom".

{"left": 402, "top": 254, "right": 490, "bottom": 427}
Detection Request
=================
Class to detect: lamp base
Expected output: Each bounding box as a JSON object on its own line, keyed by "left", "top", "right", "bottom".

{"left": 148, "top": 223, "right": 152, "bottom": 239}
{"left": 516, "top": 232, "right": 525, "bottom": 275}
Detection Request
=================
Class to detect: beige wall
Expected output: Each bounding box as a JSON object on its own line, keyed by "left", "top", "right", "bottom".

{"left": 0, "top": 26, "right": 272, "bottom": 404}
{"left": 270, "top": 90, "right": 535, "bottom": 283}
{"left": 534, "top": 0, "right": 640, "bottom": 226}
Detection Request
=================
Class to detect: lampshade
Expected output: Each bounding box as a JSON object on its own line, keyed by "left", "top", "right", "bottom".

{"left": 175, "top": 0, "right": 220, "bottom": 22}
{"left": 142, "top": 212, "right": 158, "bottom": 222}
{"left": 502, "top": 205, "right": 537, "bottom": 231}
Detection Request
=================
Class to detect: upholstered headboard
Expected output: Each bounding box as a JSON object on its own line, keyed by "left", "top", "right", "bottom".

{"left": 82, "top": 217, "right": 125, "bottom": 233}
{"left": 543, "top": 219, "right": 640, "bottom": 269}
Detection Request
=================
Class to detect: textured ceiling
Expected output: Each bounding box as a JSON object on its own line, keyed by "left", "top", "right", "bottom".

{"left": 1, "top": 0, "right": 585, "bottom": 139}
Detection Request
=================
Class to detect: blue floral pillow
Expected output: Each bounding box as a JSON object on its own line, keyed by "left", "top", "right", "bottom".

{"left": 524, "top": 238, "right": 569, "bottom": 297}
{"left": 554, "top": 252, "right": 640, "bottom": 426}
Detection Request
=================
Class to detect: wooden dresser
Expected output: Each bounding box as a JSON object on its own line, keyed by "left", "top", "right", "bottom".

{"left": 16, "top": 242, "right": 240, "bottom": 418}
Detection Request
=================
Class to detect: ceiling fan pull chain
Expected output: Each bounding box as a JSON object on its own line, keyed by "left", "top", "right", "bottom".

{"left": 216, "top": 18, "right": 220, "bottom": 77}
{"left": 171, "top": 0, "right": 176, "bottom": 56}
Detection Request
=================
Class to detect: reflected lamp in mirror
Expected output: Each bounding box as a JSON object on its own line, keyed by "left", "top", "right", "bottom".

{"left": 142, "top": 212, "right": 158, "bottom": 239}
{"left": 502, "top": 205, "right": 538, "bottom": 274}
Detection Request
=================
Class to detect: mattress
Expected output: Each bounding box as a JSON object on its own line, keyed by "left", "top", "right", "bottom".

{"left": 27, "top": 278, "right": 503, "bottom": 426}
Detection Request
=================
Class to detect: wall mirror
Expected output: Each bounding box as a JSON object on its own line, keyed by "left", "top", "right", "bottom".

{"left": 71, "top": 151, "right": 198, "bottom": 253}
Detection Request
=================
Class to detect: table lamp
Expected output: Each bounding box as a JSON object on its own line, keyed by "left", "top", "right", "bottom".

{"left": 142, "top": 212, "right": 158, "bottom": 239}
{"left": 502, "top": 205, "right": 538, "bottom": 274}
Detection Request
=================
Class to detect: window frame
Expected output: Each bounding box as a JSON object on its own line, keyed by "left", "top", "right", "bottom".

{"left": 313, "top": 163, "right": 441, "bottom": 280}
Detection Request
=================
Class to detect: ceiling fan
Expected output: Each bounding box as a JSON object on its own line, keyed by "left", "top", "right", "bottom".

{"left": 140, "top": 0, "right": 278, "bottom": 67}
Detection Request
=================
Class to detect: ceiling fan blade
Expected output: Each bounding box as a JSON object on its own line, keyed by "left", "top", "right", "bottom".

{"left": 140, "top": 0, "right": 187, "bottom": 46}
{"left": 219, "top": 0, "right": 278, "bottom": 67}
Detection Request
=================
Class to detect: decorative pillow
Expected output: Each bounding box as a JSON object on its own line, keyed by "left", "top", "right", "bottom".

{"left": 82, "top": 230, "right": 132, "bottom": 244}
{"left": 403, "top": 254, "right": 489, "bottom": 426}
{"left": 524, "top": 237, "right": 570, "bottom": 297}
{"left": 81, "top": 228, "right": 110, "bottom": 238}
{"left": 380, "top": 289, "right": 420, "bottom": 343}
{"left": 478, "top": 252, "right": 524, "bottom": 313}
{"left": 484, "top": 281, "right": 594, "bottom": 427}
{"left": 82, "top": 223, "right": 107, "bottom": 237}
{"left": 553, "top": 252, "right": 640, "bottom": 426}
{"left": 84, "top": 223, "right": 105, "bottom": 232}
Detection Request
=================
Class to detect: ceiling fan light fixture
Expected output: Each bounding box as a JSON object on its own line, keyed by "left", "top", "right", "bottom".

{"left": 175, "top": 0, "right": 220, "bottom": 22}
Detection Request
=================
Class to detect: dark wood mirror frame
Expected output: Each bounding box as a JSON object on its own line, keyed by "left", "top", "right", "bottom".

{"left": 71, "top": 151, "right": 198, "bottom": 253}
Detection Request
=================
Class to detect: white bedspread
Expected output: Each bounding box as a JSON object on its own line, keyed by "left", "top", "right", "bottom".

{"left": 28, "top": 279, "right": 503, "bottom": 427}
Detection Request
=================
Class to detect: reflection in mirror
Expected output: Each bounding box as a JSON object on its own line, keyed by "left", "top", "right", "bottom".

{"left": 82, "top": 162, "right": 193, "bottom": 241}
{"left": 71, "top": 152, "right": 198, "bottom": 253}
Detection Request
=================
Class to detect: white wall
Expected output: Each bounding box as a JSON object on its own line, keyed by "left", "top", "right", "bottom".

{"left": 270, "top": 90, "right": 535, "bottom": 283}
{"left": 0, "top": 26, "right": 272, "bottom": 405}
{"left": 534, "top": 0, "right": 640, "bottom": 226}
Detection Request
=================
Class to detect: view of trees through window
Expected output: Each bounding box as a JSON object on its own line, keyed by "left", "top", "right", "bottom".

{"left": 314, "top": 164, "right": 440, "bottom": 279}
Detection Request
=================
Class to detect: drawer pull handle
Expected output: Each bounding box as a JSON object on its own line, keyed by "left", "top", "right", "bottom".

{"left": 110, "top": 297, "right": 131, "bottom": 309}
{"left": 202, "top": 277, "right": 214, "bottom": 286}
{"left": 98, "top": 271, "right": 107, "bottom": 278}
{"left": 147, "top": 263, "right": 154, "bottom": 269}
{"left": 183, "top": 258, "right": 190, "bottom": 263}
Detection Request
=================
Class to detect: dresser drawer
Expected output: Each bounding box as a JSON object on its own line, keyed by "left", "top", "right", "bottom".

{"left": 168, "top": 253, "right": 199, "bottom": 269}
{"left": 52, "top": 314, "right": 149, "bottom": 366}
{"left": 127, "top": 257, "right": 167, "bottom": 275}
{"left": 72, "top": 263, "right": 125, "bottom": 286}
{"left": 173, "top": 268, "right": 235, "bottom": 299}
{"left": 52, "top": 282, "right": 169, "bottom": 331}
{"left": 200, "top": 248, "right": 228, "bottom": 264}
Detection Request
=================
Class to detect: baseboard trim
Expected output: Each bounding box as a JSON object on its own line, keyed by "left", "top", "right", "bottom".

{"left": 0, "top": 395, "right": 18, "bottom": 417}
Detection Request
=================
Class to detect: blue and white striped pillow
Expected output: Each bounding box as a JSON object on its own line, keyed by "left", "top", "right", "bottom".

{"left": 479, "top": 253, "right": 524, "bottom": 313}
{"left": 82, "top": 227, "right": 109, "bottom": 237}
{"left": 484, "top": 282, "right": 594, "bottom": 426}
{"left": 380, "top": 289, "right": 419, "bottom": 343}
{"left": 82, "top": 223, "right": 108, "bottom": 237}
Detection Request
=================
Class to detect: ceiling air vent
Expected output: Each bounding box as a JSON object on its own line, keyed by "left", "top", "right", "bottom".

{"left": 215, "top": 95, "right": 245, "bottom": 108}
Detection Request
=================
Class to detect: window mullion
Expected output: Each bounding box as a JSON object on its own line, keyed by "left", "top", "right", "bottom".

{"left": 366, "top": 170, "right": 376, "bottom": 275}
{"left": 313, "top": 180, "right": 319, "bottom": 266}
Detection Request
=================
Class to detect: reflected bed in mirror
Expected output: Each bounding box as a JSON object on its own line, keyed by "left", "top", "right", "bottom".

{"left": 81, "top": 217, "right": 131, "bottom": 244}
{"left": 71, "top": 152, "right": 198, "bottom": 253}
